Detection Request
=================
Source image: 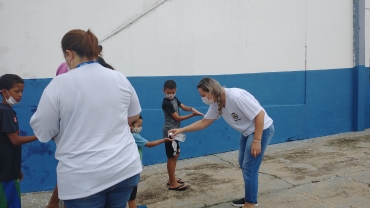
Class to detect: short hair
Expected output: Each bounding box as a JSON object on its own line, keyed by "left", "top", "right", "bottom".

{"left": 0, "top": 74, "right": 24, "bottom": 96}
{"left": 131, "top": 115, "right": 143, "bottom": 126}
{"left": 163, "top": 80, "right": 177, "bottom": 89}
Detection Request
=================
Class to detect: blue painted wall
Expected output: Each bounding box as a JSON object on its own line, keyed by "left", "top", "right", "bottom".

{"left": 15, "top": 67, "right": 369, "bottom": 192}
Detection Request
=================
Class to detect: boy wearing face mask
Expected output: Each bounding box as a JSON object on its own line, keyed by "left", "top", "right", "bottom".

{"left": 161, "top": 80, "right": 203, "bottom": 191}
{"left": 128, "top": 115, "right": 173, "bottom": 208}
{"left": 0, "top": 74, "right": 37, "bottom": 208}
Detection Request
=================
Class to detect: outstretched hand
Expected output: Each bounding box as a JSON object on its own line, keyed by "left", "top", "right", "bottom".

{"left": 163, "top": 137, "right": 174, "bottom": 142}
{"left": 192, "top": 108, "right": 204, "bottom": 116}
{"left": 168, "top": 128, "right": 183, "bottom": 136}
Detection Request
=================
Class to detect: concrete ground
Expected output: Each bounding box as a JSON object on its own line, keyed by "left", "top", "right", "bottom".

{"left": 22, "top": 129, "right": 370, "bottom": 208}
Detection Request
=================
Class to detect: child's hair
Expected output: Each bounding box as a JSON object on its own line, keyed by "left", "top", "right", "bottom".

{"left": 197, "top": 77, "right": 223, "bottom": 116}
{"left": 61, "top": 29, "right": 100, "bottom": 59}
{"left": 0, "top": 74, "right": 24, "bottom": 97}
{"left": 131, "top": 115, "right": 143, "bottom": 126}
{"left": 163, "top": 80, "right": 177, "bottom": 89}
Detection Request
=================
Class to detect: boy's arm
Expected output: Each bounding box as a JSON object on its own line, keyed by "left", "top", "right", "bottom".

{"left": 145, "top": 137, "right": 173, "bottom": 148}
{"left": 170, "top": 111, "right": 197, "bottom": 122}
{"left": 7, "top": 133, "right": 37, "bottom": 145}
{"left": 179, "top": 104, "right": 204, "bottom": 116}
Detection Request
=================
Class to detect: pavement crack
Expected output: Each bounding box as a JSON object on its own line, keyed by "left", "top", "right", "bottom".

{"left": 211, "top": 154, "right": 239, "bottom": 168}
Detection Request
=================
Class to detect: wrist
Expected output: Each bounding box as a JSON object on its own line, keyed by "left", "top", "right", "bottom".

{"left": 253, "top": 139, "right": 261, "bottom": 143}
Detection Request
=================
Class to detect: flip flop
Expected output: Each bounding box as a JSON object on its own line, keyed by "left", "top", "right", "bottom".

{"left": 168, "top": 184, "right": 187, "bottom": 191}
{"left": 167, "top": 178, "right": 186, "bottom": 186}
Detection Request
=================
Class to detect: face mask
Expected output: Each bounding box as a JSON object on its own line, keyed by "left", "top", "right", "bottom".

{"left": 132, "top": 127, "right": 142, "bottom": 134}
{"left": 5, "top": 91, "right": 19, "bottom": 105}
{"left": 202, "top": 95, "right": 215, "bottom": 105}
{"left": 165, "top": 93, "right": 175, "bottom": 100}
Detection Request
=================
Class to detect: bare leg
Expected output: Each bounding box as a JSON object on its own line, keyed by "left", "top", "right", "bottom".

{"left": 167, "top": 153, "right": 186, "bottom": 189}
{"left": 242, "top": 203, "right": 255, "bottom": 208}
{"left": 128, "top": 199, "right": 137, "bottom": 208}
{"left": 46, "top": 184, "right": 60, "bottom": 208}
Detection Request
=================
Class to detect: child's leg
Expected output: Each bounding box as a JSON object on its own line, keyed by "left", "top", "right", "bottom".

{"left": 128, "top": 186, "right": 138, "bottom": 208}
{"left": 47, "top": 184, "right": 60, "bottom": 208}
{"left": 165, "top": 141, "right": 186, "bottom": 188}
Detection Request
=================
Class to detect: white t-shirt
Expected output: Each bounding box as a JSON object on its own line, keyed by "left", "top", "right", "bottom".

{"left": 30, "top": 63, "right": 142, "bottom": 200}
{"left": 204, "top": 88, "right": 273, "bottom": 136}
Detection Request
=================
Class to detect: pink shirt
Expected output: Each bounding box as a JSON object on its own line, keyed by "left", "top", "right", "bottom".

{"left": 56, "top": 62, "right": 68, "bottom": 76}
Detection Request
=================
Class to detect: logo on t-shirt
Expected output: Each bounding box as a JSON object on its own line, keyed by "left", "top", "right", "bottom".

{"left": 231, "top": 113, "right": 241, "bottom": 121}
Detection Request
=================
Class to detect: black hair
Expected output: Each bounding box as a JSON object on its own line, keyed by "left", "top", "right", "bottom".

{"left": 97, "top": 56, "right": 114, "bottom": 70}
{"left": 163, "top": 80, "right": 177, "bottom": 90}
{"left": 0, "top": 74, "right": 24, "bottom": 97}
{"left": 131, "top": 115, "right": 143, "bottom": 126}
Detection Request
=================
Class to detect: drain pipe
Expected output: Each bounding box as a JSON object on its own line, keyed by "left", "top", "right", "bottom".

{"left": 353, "top": 0, "right": 366, "bottom": 131}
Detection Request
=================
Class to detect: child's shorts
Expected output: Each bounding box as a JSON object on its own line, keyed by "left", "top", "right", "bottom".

{"left": 163, "top": 127, "right": 180, "bottom": 158}
{"left": 0, "top": 179, "right": 21, "bottom": 208}
{"left": 129, "top": 185, "right": 138, "bottom": 201}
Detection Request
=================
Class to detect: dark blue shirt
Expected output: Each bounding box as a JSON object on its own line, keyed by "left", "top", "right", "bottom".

{"left": 0, "top": 103, "right": 21, "bottom": 181}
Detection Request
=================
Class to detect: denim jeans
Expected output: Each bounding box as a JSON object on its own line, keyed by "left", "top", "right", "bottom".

{"left": 63, "top": 174, "right": 140, "bottom": 208}
{"left": 238, "top": 124, "right": 274, "bottom": 204}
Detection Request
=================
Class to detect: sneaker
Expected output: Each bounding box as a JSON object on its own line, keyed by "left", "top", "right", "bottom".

{"left": 137, "top": 205, "right": 147, "bottom": 208}
{"left": 232, "top": 198, "right": 258, "bottom": 207}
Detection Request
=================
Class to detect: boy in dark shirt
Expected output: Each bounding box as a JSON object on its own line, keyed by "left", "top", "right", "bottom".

{"left": 0, "top": 74, "right": 37, "bottom": 208}
{"left": 161, "top": 80, "right": 203, "bottom": 191}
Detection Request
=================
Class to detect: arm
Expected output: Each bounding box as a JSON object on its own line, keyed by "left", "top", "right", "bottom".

{"left": 7, "top": 133, "right": 37, "bottom": 145}
{"left": 253, "top": 110, "right": 265, "bottom": 142}
{"left": 128, "top": 114, "right": 140, "bottom": 124}
{"left": 251, "top": 110, "right": 265, "bottom": 158}
{"left": 145, "top": 137, "right": 173, "bottom": 148}
{"left": 170, "top": 111, "right": 196, "bottom": 122}
{"left": 180, "top": 104, "right": 204, "bottom": 116}
{"left": 169, "top": 118, "right": 215, "bottom": 135}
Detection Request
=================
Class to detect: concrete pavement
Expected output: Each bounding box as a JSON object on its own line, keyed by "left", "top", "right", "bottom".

{"left": 22, "top": 129, "right": 370, "bottom": 208}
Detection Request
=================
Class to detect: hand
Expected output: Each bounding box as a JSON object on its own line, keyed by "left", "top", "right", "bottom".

{"left": 168, "top": 128, "right": 183, "bottom": 136}
{"left": 192, "top": 108, "right": 204, "bottom": 116}
{"left": 251, "top": 140, "right": 261, "bottom": 158}
{"left": 163, "top": 137, "right": 174, "bottom": 142}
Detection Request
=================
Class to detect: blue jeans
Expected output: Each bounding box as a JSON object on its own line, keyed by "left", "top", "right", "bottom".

{"left": 63, "top": 174, "right": 140, "bottom": 208}
{"left": 238, "top": 124, "right": 274, "bottom": 204}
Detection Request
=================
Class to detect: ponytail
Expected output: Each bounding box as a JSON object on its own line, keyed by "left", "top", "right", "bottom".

{"left": 61, "top": 29, "right": 101, "bottom": 59}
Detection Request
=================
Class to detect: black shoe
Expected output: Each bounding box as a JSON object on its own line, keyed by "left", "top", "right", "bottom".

{"left": 232, "top": 198, "right": 245, "bottom": 207}
{"left": 232, "top": 198, "right": 258, "bottom": 207}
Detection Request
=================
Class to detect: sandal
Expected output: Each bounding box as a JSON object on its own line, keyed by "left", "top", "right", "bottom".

{"left": 168, "top": 184, "right": 187, "bottom": 191}
{"left": 167, "top": 178, "right": 186, "bottom": 186}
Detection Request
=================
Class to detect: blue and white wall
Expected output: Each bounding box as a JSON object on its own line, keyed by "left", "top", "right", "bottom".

{"left": 0, "top": 0, "right": 368, "bottom": 193}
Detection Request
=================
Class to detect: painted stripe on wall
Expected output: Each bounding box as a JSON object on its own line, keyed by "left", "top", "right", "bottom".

{"left": 16, "top": 67, "right": 369, "bottom": 192}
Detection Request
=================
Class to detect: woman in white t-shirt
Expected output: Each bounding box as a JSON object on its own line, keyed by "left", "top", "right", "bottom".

{"left": 169, "top": 77, "right": 274, "bottom": 208}
{"left": 30, "top": 29, "right": 142, "bottom": 208}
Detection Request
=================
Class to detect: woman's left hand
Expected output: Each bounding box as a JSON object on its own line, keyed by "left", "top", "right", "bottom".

{"left": 251, "top": 140, "right": 261, "bottom": 158}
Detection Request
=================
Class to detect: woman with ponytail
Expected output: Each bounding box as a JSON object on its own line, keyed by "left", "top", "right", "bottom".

{"left": 169, "top": 77, "right": 274, "bottom": 208}
{"left": 30, "top": 29, "right": 142, "bottom": 207}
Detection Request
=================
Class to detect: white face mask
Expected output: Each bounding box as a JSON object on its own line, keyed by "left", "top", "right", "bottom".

{"left": 132, "top": 127, "right": 142, "bottom": 134}
{"left": 202, "top": 95, "right": 215, "bottom": 105}
{"left": 5, "top": 91, "right": 19, "bottom": 105}
{"left": 165, "top": 93, "right": 176, "bottom": 100}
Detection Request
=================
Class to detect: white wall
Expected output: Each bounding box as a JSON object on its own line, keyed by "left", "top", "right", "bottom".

{"left": 366, "top": 0, "right": 370, "bottom": 67}
{"left": 0, "top": 0, "right": 354, "bottom": 78}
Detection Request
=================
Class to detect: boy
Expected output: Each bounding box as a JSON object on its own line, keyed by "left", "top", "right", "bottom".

{"left": 0, "top": 74, "right": 37, "bottom": 208}
{"left": 128, "top": 115, "right": 173, "bottom": 208}
{"left": 162, "top": 80, "right": 203, "bottom": 191}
